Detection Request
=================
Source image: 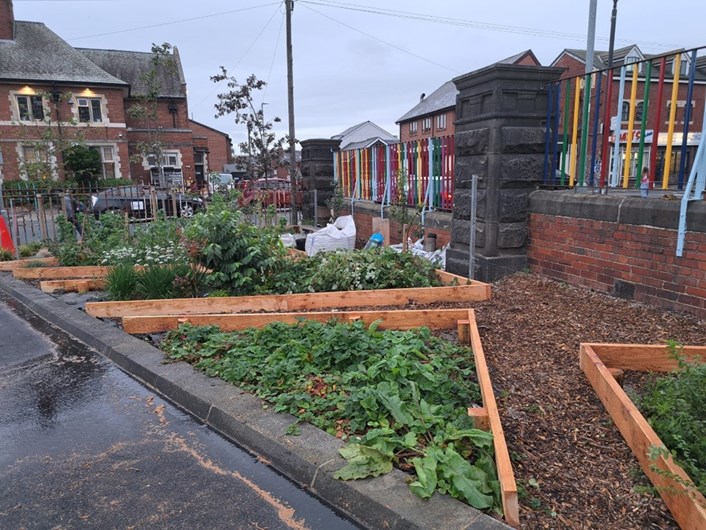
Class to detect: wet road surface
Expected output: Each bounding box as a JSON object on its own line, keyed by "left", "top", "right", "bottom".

{"left": 0, "top": 293, "right": 360, "bottom": 530}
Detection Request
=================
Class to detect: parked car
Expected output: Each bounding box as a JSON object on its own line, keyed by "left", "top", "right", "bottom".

{"left": 90, "top": 185, "right": 203, "bottom": 219}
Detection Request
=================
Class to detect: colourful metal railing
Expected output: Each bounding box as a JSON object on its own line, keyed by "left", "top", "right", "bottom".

{"left": 543, "top": 46, "right": 705, "bottom": 190}
{"left": 334, "top": 136, "right": 455, "bottom": 215}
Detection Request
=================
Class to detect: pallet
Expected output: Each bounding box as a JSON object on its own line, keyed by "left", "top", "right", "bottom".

{"left": 0, "top": 257, "right": 58, "bottom": 271}
{"left": 40, "top": 278, "right": 107, "bottom": 294}
{"left": 580, "top": 343, "right": 706, "bottom": 530}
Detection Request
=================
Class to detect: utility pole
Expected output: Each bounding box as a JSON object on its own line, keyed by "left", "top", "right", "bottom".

{"left": 286, "top": 0, "right": 298, "bottom": 223}
{"left": 608, "top": 0, "right": 619, "bottom": 68}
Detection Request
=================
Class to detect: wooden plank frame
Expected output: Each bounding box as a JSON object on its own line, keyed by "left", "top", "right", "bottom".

{"left": 146, "top": 305, "right": 518, "bottom": 527}
{"left": 13, "top": 265, "right": 112, "bottom": 280}
{"left": 40, "top": 279, "right": 107, "bottom": 294}
{"left": 580, "top": 343, "right": 706, "bottom": 530}
{"left": 0, "top": 257, "right": 58, "bottom": 271}
{"left": 122, "top": 308, "right": 472, "bottom": 334}
{"left": 86, "top": 269, "right": 490, "bottom": 319}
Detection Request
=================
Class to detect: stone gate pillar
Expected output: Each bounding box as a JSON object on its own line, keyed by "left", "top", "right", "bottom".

{"left": 446, "top": 64, "right": 563, "bottom": 282}
{"left": 300, "top": 138, "right": 341, "bottom": 221}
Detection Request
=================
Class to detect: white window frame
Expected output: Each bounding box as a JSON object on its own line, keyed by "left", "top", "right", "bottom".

{"left": 436, "top": 114, "right": 447, "bottom": 130}
{"left": 144, "top": 150, "right": 181, "bottom": 169}
{"left": 408, "top": 121, "right": 418, "bottom": 134}
{"left": 422, "top": 117, "right": 432, "bottom": 131}
{"left": 76, "top": 97, "right": 104, "bottom": 123}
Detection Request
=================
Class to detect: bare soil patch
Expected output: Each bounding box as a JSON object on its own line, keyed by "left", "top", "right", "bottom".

{"left": 472, "top": 273, "right": 705, "bottom": 529}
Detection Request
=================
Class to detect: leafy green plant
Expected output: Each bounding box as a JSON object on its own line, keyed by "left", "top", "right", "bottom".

{"left": 0, "top": 248, "right": 13, "bottom": 261}
{"left": 18, "top": 241, "right": 43, "bottom": 258}
{"left": 106, "top": 264, "right": 139, "bottom": 301}
{"left": 636, "top": 340, "right": 706, "bottom": 496}
{"left": 184, "top": 194, "right": 284, "bottom": 294}
{"left": 161, "top": 320, "right": 500, "bottom": 512}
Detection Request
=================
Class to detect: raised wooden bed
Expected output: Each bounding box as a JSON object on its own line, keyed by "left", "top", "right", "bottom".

{"left": 0, "top": 257, "right": 57, "bottom": 271}
{"left": 123, "top": 307, "right": 471, "bottom": 334}
{"left": 156, "top": 306, "right": 518, "bottom": 527}
{"left": 580, "top": 343, "right": 706, "bottom": 530}
{"left": 40, "top": 279, "right": 107, "bottom": 294}
{"left": 86, "top": 270, "right": 490, "bottom": 319}
{"left": 13, "top": 265, "right": 112, "bottom": 280}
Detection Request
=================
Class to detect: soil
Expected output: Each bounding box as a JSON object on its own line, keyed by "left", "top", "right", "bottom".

{"left": 470, "top": 273, "right": 706, "bottom": 530}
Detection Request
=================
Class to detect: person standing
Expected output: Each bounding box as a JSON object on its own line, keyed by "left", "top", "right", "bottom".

{"left": 640, "top": 167, "right": 650, "bottom": 198}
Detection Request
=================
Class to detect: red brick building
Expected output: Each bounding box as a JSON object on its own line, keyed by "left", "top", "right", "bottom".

{"left": 397, "top": 50, "right": 540, "bottom": 143}
{"left": 551, "top": 45, "right": 706, "bottom": 184}
{"left": 0, "top": 0, "right": 231, "bottom": 188}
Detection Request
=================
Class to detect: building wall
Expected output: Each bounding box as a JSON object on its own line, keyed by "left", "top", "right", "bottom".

{"left": 0, "top": 83, "right": 129, "bottom": 181}
{"left": 527, "top": 191, "right": 706, "bottom": 317}
{"left": 189, "top": 120, "right": 232, "bottom": 174}
{"left": 399, "top": 108, "right": 455, "bottom": 143}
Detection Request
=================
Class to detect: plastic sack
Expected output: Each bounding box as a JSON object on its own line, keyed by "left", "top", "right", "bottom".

{"left": 304, "top": 215, "right": 356, "bottom": 256}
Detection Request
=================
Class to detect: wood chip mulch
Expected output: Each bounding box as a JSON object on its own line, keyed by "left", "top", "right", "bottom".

{"left": 471, "top": 273, "right": 705, "bottom": 530}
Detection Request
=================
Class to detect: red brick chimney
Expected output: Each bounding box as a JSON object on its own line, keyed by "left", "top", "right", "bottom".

{"left": 0, "top": 0, "right": 15, "bottom": 41}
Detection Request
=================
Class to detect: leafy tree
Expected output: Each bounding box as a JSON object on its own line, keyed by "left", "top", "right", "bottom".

{"left": 63, "top": 144, "right": 101, "bottom": 188}
{"left": 211, "top": 68, "right": 286, "bottom": 180}
{"left": 127, "top": 42, "right": 175, "bottom": 188}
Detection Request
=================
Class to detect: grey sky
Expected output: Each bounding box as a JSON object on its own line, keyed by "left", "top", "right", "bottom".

{"left": 14, "top": 0, "right": 704, "bottom": 151}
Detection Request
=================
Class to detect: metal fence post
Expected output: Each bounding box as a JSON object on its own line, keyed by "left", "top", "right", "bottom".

{"left": 468, "top": 175, "right": 478, "bottom": 280}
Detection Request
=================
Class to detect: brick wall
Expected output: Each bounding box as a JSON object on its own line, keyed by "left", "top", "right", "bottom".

{"left": 528, "top": 191, "right": 706, "bottom": 317}
{"left": 341, "top": 200, "right": 451, "bottom": 248}
{"left": 189, "top": 120, "right": 232, "bottom": 173}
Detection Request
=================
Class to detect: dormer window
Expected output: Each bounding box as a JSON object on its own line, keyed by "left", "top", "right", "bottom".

{"left": 625, "top": 55, "right": 641, "bottom": 74}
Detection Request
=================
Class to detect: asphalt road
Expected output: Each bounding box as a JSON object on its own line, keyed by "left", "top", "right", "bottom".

{"left": 0, "top": 293, "right": 360, "bottom": 530}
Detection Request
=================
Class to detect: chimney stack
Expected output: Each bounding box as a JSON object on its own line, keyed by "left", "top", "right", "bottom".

{"left": 0, "top": 0, "right": 15, "bottom": 41}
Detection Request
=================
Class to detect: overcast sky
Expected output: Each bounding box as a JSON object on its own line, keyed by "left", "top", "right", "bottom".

{"left": 14, "top": 0, "right": 705, "bottom": 151}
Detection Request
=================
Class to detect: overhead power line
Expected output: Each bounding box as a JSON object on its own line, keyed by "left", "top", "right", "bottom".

{"left": 299, "top": 0, "right": 683, "bottom": 50}
{"left": 63, "top": 2, "right": 281, "bottom": 41}
{"left": 299, "top": 2, "right": 460, "bottom": 74}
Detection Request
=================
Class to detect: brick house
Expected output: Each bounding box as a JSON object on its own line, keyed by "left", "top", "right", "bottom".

{"left": 0, "top": 0, "right": 232, "bottom": 187}
{"left": 397, "top": 50, "right": 540, "bottom": 143}
{"left": 551, "top": 45, "right": 706, "bottom": 183}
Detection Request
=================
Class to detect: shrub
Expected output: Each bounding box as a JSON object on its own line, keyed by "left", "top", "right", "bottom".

{"left": 637, "top": 342, "right": 706, "bottom": 496}
{"left": 0, "top": 248, "right": 13, "bottom": 261}
{"left": 184, "top": 194, "right": 285, "bottom": 295}
{"left": 106, "top": 264, "right": 139, "bottom": 301}
{"left": 18, "top": 241, "right": 43, "bottom": 258}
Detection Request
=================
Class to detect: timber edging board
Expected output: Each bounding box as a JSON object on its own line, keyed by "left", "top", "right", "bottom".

{"left": 0, "top": 257, "right": 57, "bottom": 271}
{"left": 579, "top": 343, "right": 706, "bottom": 530}
{"left": 122, "top": 308, "right": 472, "bottom": 334}
{"left": 13, "top": 265, "right": 112, "bottom": 280}
{"left": 40, "top": 279, "right": 107, "bottom": 294}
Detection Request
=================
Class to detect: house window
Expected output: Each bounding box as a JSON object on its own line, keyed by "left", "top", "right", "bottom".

{"left": 436, "top": 114, "right": 447, "bottom": 130}
{"left": 146, "top": 151, "right": 180, "bottom": 168}
{"left": 21, "top": 145, "right": 47, "bottom": 164}
{"left": 17, "top": 95, "right": 45, "bottom": 121}
{"left": 77, "top": 98, "right": 103, "bottom": 123}
{"left": 408, "top": 121, "right": 418, "bottom": 135}
{"left": 422, "top": 117, "right": 432, "bottom": 131}
{"left": 621, "top": 101, "right": 644, "bottom": 123}
{"left": 665, "top": 101, "right": 695, "bottom": 125}
{"left": 89, "top": 146, "right": 116, "bottom": 178}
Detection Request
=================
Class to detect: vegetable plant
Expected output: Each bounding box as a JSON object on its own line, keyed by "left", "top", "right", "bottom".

{"left": 161, "top": 320, "right": 501, "bottom": 512}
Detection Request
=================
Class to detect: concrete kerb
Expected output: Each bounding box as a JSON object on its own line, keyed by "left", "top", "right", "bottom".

{"left": 0, "top": 272, "right": 511, "bottom": 530}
